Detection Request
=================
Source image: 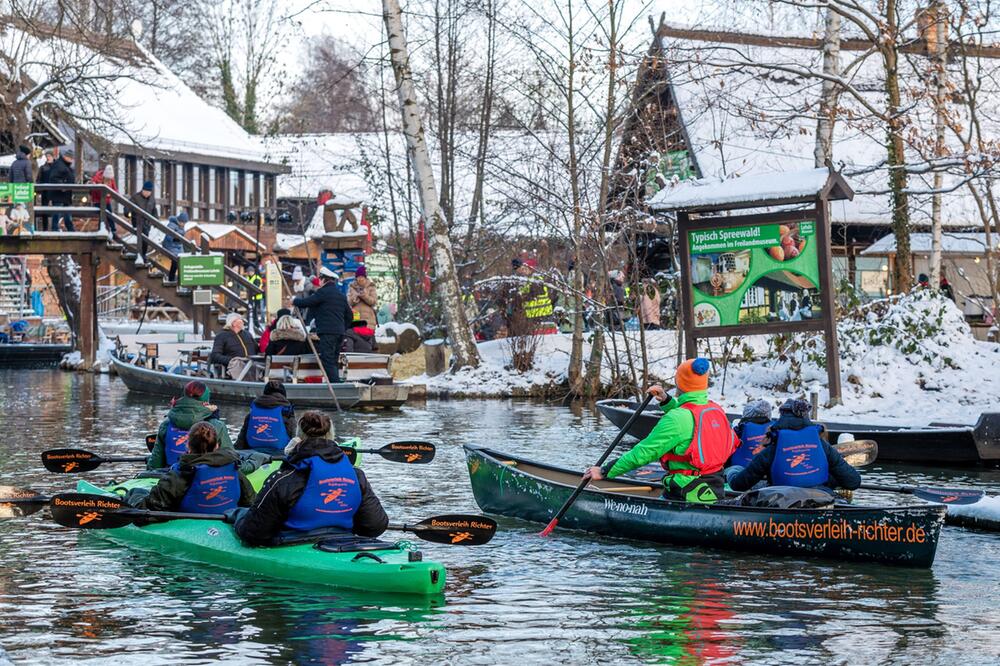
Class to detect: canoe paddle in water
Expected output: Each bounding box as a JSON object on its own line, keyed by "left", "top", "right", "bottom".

{"left": 861, "top": 483, "right": 990, "bottom": 506}
{"left": 0, "top": 486, "right": 49, "bottom": 519}
{"left": 540, "top": 392, "right": 656, "bottom": 537}
{"left": 47, "top": 493, "right": 496, "bottom": 545}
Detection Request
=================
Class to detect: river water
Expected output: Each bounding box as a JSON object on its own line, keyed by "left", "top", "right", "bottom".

{"left": 0, "top": 370, "right": 998, "bottom": 665}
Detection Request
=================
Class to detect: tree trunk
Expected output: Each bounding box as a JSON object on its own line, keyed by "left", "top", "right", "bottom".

{"left": 46, "top": 256, "right": 81, "bottom": 347}
{"left": 929, "top": 0, "right": 947, "bottom": 288}
{"left": 565, "top": 0, "right": 585, "bottom": 393}
{"left": 383, "top": 0, "right": 480, "bottom": 369}
{"left": 883, "top": 0, "right": 913, "bottom": 293}
{"left": 814, "top": 6, "right": 841, "bottom": 166}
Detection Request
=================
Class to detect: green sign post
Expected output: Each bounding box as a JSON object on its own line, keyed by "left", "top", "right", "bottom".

{"left": 179, "top": 254, "right": 225, "bottom": 287}
{"left": 687, "top": 220, "right": 819, "bottom": 328}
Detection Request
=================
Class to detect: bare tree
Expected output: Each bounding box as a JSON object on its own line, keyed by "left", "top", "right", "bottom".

{"left": 382, "top": 0, "right": 481, "bottom": 369}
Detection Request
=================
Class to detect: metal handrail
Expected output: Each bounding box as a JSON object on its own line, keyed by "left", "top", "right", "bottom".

{"left": 33, "top": 184, "right": 262, "bottom": 296}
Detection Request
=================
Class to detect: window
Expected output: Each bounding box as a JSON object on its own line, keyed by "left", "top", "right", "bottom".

{"left": 245, "top": 172, "right": 254, "bottom": 207}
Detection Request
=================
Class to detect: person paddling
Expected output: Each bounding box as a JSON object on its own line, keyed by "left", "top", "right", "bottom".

{"left": 233, "top": 411, "right": 388, "bottom": 546}
{"left": 727, "top": 398, "right": 861, "bottom": 494}
{"left": 235, "top": 380, "right": 296, "bottom": 456}
{"left": 149, "top": 381, "right": 234, "bottom": 469}
{"left": 729, "top": 399, "right": 773, "bottom": 468}
{"left": 137, "top": 422, "right": 255, "bottom": 514}
{"left": 584, "top": 358, "right": 737, "bottom": 504}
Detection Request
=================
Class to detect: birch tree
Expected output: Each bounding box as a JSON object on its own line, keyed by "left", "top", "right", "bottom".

{"left": 382, "top": 0, "right": 481, "bottom": 369}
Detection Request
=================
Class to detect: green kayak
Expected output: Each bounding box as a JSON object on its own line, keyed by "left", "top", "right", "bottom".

{"left": 74, "top": 477, "right": 446, "bottom": 597}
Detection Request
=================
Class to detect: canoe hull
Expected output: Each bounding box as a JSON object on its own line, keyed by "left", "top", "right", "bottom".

{"left": 76, "top": 480, "right": 445, "bottom": 596}
{"left": 465, "top": 445, "right": 945, "bottom": 567}
{"left": 595, "top": 398, "right": 1000, "bottom": 466}
{"left": 111, "top": 355, "right": 409, "bottom": 409}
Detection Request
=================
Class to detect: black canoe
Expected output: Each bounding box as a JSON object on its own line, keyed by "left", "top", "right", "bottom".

{"left": 465, "top": 445, "right": 946, "bottom": 567}
{"left": 595, "top": 398, "right": 1000, "bottom": 466}
{"left": 0, "top": 343, "right": 73, "bottom": 368}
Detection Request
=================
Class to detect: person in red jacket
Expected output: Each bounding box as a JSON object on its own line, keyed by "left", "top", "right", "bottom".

{"left": 89, "top": 165, "right": 118, "bottom": 235}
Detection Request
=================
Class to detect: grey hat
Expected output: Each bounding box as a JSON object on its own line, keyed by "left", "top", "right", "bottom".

{"left": 742, "top": 399, "right": 772, "bottom": 421}
{"left": 779, "top": 398, "right": 811, "bottom": 419}
{"left": 63, "top": 148, "right": 75, "bottom": 159}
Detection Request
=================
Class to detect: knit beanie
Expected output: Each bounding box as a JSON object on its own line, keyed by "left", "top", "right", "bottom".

{"left": 263, "top": 379, "right": 287, "bottom": 397}
{"left": 675, "top": 358, "right": 710, "bottom": 393}
{"left": 779, "top": 398, "right": 811, "bottom": 419}
{"left": 184, "top": 380, "right": 210, "bottom": 401}
{"left": 742, "top": 399, "right": 772, "bottom": 421}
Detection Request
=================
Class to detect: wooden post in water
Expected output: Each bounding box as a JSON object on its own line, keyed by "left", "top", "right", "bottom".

{"left": 424, "top": 339, "right": 446, "bottom": 377}
{"left": 78, "top": 253, "right": 96, "bottom": 367}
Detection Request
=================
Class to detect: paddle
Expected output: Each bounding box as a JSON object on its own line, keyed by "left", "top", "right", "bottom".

{"left": 540, "top": 392, "right": 656, "bottom": 537}
{"left": 42, "top": 441, "right": 436, "bottom": 473}
{"left": 145, "top": 434, "right": 156, "bottom": 452}
{"left": 41, "top": 449, "right": 148, "bottom": 473}
{"left": 48, "top": 493, "right": 496, "bottom": 545}
{"left": 861, "top": 483, "right": 988, "bottom": 506}
{"left": 0, "top": 486, "right": 49, "bottom": 518}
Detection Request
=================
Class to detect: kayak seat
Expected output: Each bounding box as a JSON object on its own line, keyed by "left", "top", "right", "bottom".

{"left": 734, "top": 486, "right": 836, "bottom": 509}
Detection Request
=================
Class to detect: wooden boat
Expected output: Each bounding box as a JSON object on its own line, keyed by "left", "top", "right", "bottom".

{"left": 465, "top": 445, "right": 946, "bottom": 567}
{"left": 595, "top": 398, "right": 1000, "bottom": 466}
{"left": 110, "top": 355, "right": 409, "bottom": 409}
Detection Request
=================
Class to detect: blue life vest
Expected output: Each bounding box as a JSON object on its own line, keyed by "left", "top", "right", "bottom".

{"left": 285, "top": 455, "right": 362, "bottom": 532}
{"left": 164, "top": 421, "right": 191, "bottom": 466}
{"left": 246, "top": 402, "right": 291, "bottom": 450}
{"left": 174, "top": 462, "right": 241, "bottom": 513}
{"left": 769, "top": 425, "right": 829, "bottom": 487}
{"left": 730, "top": 420, "right": 772, "bottom": 467}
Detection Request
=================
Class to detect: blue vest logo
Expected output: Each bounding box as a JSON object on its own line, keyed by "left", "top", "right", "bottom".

{"left": 770, "top": 425, "right": 829, "bottom": 487}
{"left": 285, "top": 455, "right": 362, "bottom": 531}
{"left": 247, "top": 402, "right": 291, "bottom": 450}
{"left": 164, "top": 422, "right": 190, "bottom": 466}
{"left": 176, "top": 462, "right": 240, "bottom": 513}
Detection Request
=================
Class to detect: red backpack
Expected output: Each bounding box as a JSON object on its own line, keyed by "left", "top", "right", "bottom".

{"left": 659, "top": 402, "right": 738, "bottom": 475}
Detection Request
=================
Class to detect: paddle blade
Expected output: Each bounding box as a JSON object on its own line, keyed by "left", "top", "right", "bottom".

{"left": 41, "top": 449, "right": 104, "bottom": 473}
{"left": 912, "top": 487, "right": 985, "bottom": 505}
{"left": 49, "top": 493, "right": 135, "bottom": 529}
{"left": 539, "top": 518, "right": 558, "bottom": 537}
{"left": 0, "top": 486, "right": 48, "bottom": 518}
{"left": 145, "top": 434, "right": 157, "bottom": 452}
{"left": 378, "top": 442, "right": 436, "bottom": 464}
{"left": 405, "top": 514, "right": 497, "bottom": 545}
{"left": 340, "top": 447, "right": 358, "bottom": 466}
{"left": 835, "top": 439, "right": 878, "bottom": 467}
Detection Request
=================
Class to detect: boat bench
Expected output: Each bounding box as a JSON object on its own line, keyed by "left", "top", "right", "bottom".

{"left": 263, "top": 353, "right": 393, "bottom": 383}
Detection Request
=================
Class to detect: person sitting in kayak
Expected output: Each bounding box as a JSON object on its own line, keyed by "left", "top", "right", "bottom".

{"left": 233, "top": 410, "right": 388, "bottom": 546}
{"left": 729, "top": 399, "right": 773, "bottom": 468}
{"left": 583, "top": 358, "right": 737, "bottom": 504}
{"left": 139, "top": 422, "right": 255, "bottom": 514}
{"left": 727, "top": 398, "right": 861, "bottom": 493}
{"left": 149, "top": 381, "right": 235, "bottom": 469}
{"left": 235, "top": 380, "right": 296, "bottom": 455}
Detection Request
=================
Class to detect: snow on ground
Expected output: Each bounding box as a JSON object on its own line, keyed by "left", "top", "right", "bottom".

{"left": 947, "top": 497, "right": 1000, "bottom": 528}
{"left": 407, "top": 292, "right": 1000, "bottom": 425}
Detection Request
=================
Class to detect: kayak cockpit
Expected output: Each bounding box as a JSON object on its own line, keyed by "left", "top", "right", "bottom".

{"left": 496, "top": 457, "right": 663, "bottom": 499}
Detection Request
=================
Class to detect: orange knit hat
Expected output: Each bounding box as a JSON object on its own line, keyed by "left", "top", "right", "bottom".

{"left": 675, "top": 358, "right": 710, "bottom": 393}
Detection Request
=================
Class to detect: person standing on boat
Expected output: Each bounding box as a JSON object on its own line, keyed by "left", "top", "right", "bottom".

{"left": 232, "top": 411, "right": 389, "bottom": 546}
{"left": 291, "top": 266, "right": 353, "bottom": 383}
{"left": 210, "top": 313, "right": 259, "bottom": 379}
{"left": 137, "top": 422, "right": 255, "bottom": 514}
{"left": 235, "top": 380, "right": 297, "bottom": 456}
{"left": 728, "top": 399, "right": 773, "bottom": 468}
{"left": 584, "top": 358, "right": 737, "bottom": 504}
{"left": 726, "top": 399, "right": 861, "bottom": 494}
{"left": 148, "top": 381, "right": 235, "bottom": 469}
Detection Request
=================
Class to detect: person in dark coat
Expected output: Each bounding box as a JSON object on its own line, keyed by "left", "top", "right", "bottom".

{"left": 162, "top": 215, "right": 185, "bottom": 282}
{"left": 342, "top": 322, "right": 376, "bottom": 353}
{"left": 292, "top": 266, "right": 353, "bottom": 382}
{"left": 233, "top": 411, "right": 389, "bottom": 546}
{"left": 209, "top": 313, "right": 259, "bottom": 377}
{"left": 138, "top": 421, "right": 255, "bottom": 513}
{"left": 8, "top": 146, "right": 32, "bottom": 183}
{"left": 129, "top": 181, "right": 158, "bottom": 264}
{"left": 35, "top": 149, "right": 55, "bottom": 230}
{"left": 727, "top": 399, "right": 861, "bottom": 494}
{"left": 47, "top": 148, "right": 76, "bottom": 231}
{"left": 235, "top": 380, "right": 297, "bottom": 452}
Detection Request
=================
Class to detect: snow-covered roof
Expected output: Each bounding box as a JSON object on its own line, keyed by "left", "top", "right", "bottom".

{"left": 1, "top": 24, "right": 283, "bottom": 171}
{"left": 861, "top": 232, "right": 996, "bottom": 256}
{"left": 656, "top": 28, "right": 993, "bottom": 229}
{"left": 649, "top": 166, "right": 849, "bottom": 211}
{"left": 184, "top": 222, "right": 264, "bottom": 248}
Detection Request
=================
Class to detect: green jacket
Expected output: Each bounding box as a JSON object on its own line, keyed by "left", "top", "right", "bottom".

{"left": 140, "top": 448, "right": 255, "bottom": 512}
{"left": 148, "top": 397, "right": 234, "bottom": 469}
{"left": 604, "top": 390, "right": 708, "bottom": 479}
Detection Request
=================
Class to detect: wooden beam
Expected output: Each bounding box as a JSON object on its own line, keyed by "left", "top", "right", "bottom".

{"left": 78, "top": 253, "right": 96, "bottom": 367}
